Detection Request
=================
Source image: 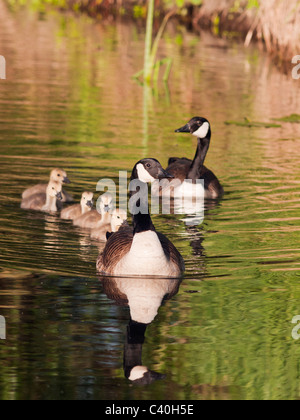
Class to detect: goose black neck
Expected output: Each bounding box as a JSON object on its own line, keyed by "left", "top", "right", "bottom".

{"left": 188, "top": 132, "right": 211, "bottom": 180}
{"left": 130, "top": 173, "right": 155, "bottom": 235}
{"left": 124, "top": 320, "right": 147, "bottom": 379}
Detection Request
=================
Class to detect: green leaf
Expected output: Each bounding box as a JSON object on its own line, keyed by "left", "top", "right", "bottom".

{"left": 176, "top": 0, "right": 185, "bottom": 8}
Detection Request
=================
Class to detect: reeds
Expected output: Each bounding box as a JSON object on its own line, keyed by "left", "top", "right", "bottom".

{"left": 247, "top": 0, "right": 300, "bottom": 60}
{"left": 195, "top": 0, "right": 300, "bottom": 62}
{"left": 134, "top": 0, "right": 174, "bottom": 84}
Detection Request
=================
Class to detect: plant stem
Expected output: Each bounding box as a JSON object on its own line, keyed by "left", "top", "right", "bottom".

{"left": 144, "top": 0, "right": 155, "bottom": 82}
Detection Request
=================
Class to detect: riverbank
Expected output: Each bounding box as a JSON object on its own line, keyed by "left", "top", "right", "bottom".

{"left": 6, "top": 0, "right": 300, "bottom": 64}
{"left": 194, "top": 0, "right": 300, "bottom": 65}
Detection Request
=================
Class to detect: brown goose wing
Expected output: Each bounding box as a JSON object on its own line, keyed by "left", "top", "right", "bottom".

{"left": 168, "top": 157, "right": 192, "bottom": 166}
{"left": 96, "top": 225, "right": 134, "bottom": 274}
{"left": 168, "top": 157, "right": 181, "bottom": 166}
{"left": 166, "top": 158, "right": 192, "bottom": 183}
{"left": 167, "top": 160, "right": 223, "bottom": 198}
{"left": 201, "top": 166, "right": 224, "bottom": 198}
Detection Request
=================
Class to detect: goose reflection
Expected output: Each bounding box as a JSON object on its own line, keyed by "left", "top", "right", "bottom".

{"left": 78, "top": 233, "right": 97, "bottom": 263}
{"left": 43, "top": 213, "right": 62, "bottom": 250}
{"left": 100, "top": 275, "right": 181, "bottom": 385}
{"left": 157, "top": 195, "right": 222, "bottom": 227}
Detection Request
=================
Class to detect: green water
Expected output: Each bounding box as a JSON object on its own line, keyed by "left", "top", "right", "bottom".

{"left": 0, "top": 2, "right": 300, "bottom": 400}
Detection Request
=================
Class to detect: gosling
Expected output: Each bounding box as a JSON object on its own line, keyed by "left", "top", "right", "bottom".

{"left": 73, "top": 192, "right": 113, "bottom": 229}
{"left": 21, "top": 181, "right": 63, "bottom": 212}
{"left": 22, "top": 168, "right": 73, "bottom": 203}
{"left": 61, "top": 192, "right": 94, "bottom": 221}
{"left": 90, "top": 208, "right": 127, "bottom": 242}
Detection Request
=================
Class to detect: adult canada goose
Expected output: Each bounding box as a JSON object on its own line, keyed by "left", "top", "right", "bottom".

{"left": 21, "top": 181, "right": 63, "bottom": 212}
{"left": 22, "top": 168, "right": 73, "bottom": 203}
{"left": 73, "top": 192, "right": 113, "bottom": 229}
{"left": 158, "top": 117, "right": 224, "bottom": 200}
{"left": 90, "top": 208, "right": 127, "bottom": 242}
{"left": 60, "top": 192, "right": 94, "bottom": 221}
{"left": 96, "top": 159, "right": 185, "bottom": 278}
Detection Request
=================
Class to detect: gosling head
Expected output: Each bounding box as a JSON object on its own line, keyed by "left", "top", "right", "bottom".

{"left": 46, "top": 181, "right": 63, "bottom": 200}
{"left": 175, "top": 117, "right": 211, "bottom": 139}
{"left": 132, "top": 158, "right": 174, "bottom": 183}
{"left": 81, "top": 192, "right": 94, "bottom": 209}
{"left": 50, "top": 168, "right": 71, "bottom": 184}
{"left": 111, "top": 209, "right": 127, "bottom": 232}
{"left": 99, "top": 192, "right": 114, "bottom": 214}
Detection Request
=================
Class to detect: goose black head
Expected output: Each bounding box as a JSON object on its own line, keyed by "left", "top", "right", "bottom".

{"left": 175, "top": 117, "right": 211, "bottom": 139}
{"left": 131, "top": 158, "right": 174, "bottom": 183}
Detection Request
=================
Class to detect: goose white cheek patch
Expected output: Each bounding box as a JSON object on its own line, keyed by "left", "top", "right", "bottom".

{"left": 193, "top": 122, "right": 210, "bottom": 138}
{"left": 136, "top": 164, "right": 156, "bottom": 183}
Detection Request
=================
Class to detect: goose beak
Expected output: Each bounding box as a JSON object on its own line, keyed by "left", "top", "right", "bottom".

{"left": 157, "top": 169, "right": 174, "bottom": 180}
{"left": 63, "top": 176, "right": 71, "bottom": 184}
{"left": 175, "top": 123, "right": 190, "bottom": 133}
{"left": 86, "top": 200, "right": 93, "bottom": 209}
{"left": 56, "top": 191, "right": 63, "bottom": 201}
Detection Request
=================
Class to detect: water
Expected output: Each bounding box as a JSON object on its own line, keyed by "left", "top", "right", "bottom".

{"left": 0, "top": 1, "right": 300, "bottom": 400}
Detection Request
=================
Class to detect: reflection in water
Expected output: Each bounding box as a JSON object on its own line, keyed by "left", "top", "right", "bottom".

{"left": 160, "top": 195, "right": 221, "bottom": 227}
{"left": 101, "top": 276, "right": 181, "bottom": 384}
{"left": 43, "top": 214, "right": 62, "bottom": 251}
{"left": 124, "top": 321, "right": 165, "bottom": 385}
{"left": 185, "top": 226, "right": 205, "bottom": 257}
{"left": 77, "top": 232, "right": 96, "bottom": 263}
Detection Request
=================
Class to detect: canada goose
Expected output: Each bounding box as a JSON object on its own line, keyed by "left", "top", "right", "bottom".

{"left": 156, "top": 117, "right": 224, "bottom": 200}
{"left": 60, "top": 192, "right": 94, "bottom": 221}
{"left": 90, "top": 208, "right": 127, "bottom": 242}
{"left": 73, "top": 192, "right": 113, "bottom": 229}
{"left": 96, "top": 159, "right": 185, "bottom": 278}
{"left": 21, "top": 181, "right": 63, "bottom": 212}
{"left": 22, "top": 168, "right": 73, "bottom": 203}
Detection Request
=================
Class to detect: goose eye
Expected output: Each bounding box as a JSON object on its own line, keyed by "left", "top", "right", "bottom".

{"left": 146, "top": 163, "right": 151, "bottom": 168}
{"left": 57, "top": 174, "right": 61, "bottom": 177}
